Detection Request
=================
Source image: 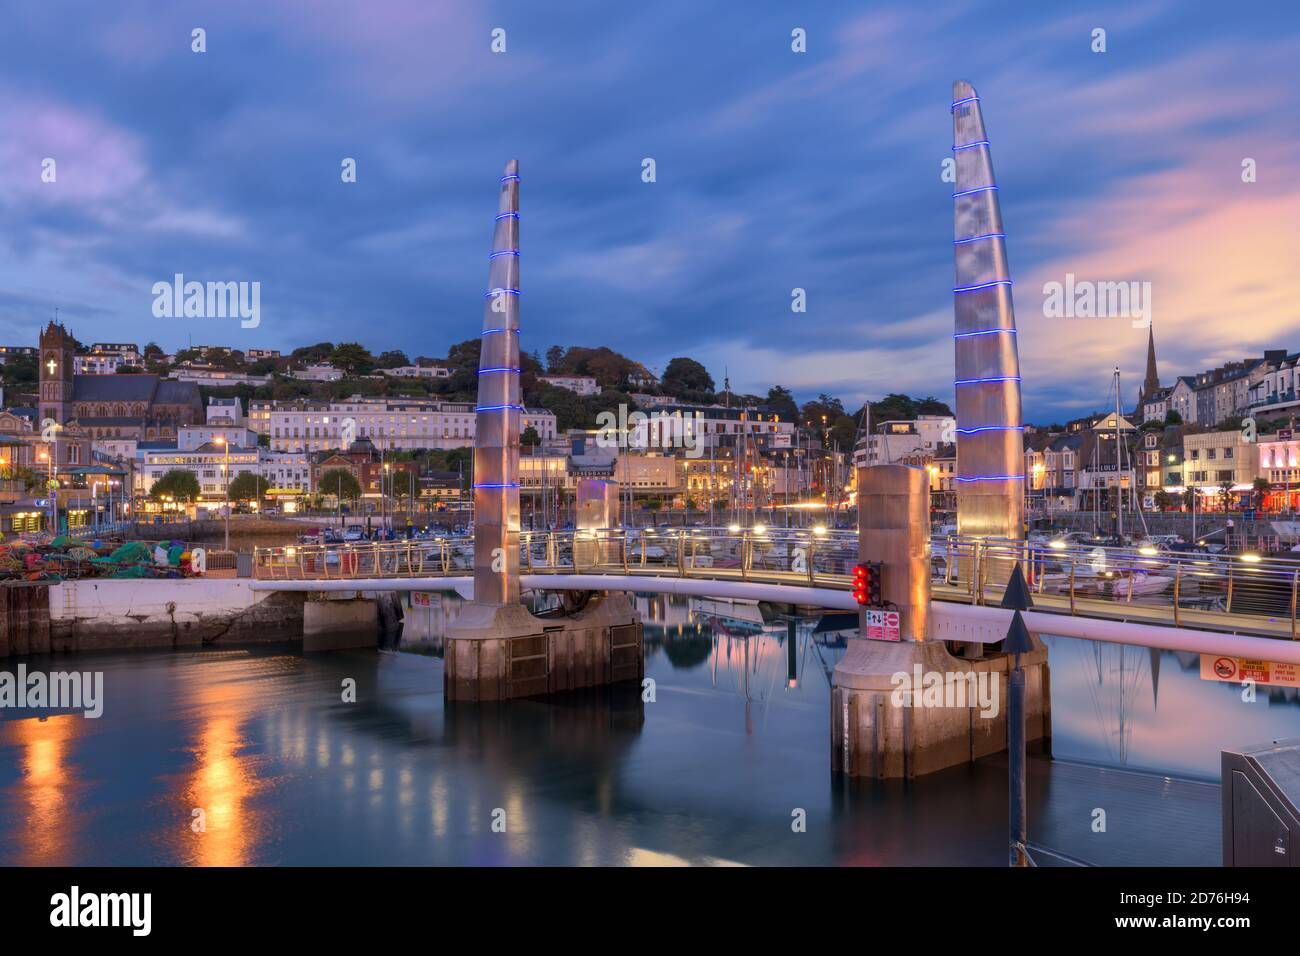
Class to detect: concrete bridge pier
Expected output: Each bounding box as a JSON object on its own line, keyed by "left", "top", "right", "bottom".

{"left": 831, "top": 465, "right": 1049, "bottom": 778}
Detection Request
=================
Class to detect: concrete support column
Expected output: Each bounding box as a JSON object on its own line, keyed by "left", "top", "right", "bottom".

{"left": 832, "top": 464, "right": 1048, "bottom": 778}
{"left": 576, "top": 478, "right": 619, "bottom": 568}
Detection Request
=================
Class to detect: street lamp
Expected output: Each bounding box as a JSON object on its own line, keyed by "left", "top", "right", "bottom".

{"left": 214, "top": 436, "right": 230, "bottom": 551}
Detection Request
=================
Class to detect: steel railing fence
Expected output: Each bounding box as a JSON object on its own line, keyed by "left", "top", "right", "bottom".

{"left": 252, "top": 529, "right": 1300, "bottom": 639}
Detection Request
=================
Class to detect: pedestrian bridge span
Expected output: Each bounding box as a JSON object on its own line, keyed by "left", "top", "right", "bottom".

{"left": 252, "top": 528, "right": 1300, "bottom": 663}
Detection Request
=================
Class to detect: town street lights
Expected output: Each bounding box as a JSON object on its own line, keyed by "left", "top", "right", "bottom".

{"left": 215, "top": 436, "right": 230, "bottom": 551}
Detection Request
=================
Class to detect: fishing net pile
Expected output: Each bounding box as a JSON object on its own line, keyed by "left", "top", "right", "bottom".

{"left": 0, "top": 538, "right": 206, "bottom": 582}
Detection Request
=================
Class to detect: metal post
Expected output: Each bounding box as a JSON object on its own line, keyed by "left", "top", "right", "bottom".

{"left": 224, "top": 439, "right": 230, "bottom": 552}
{"left": 1173, "top": 563, "right": 1182, "bottom": 627}
{"left": 1069, "top": 557, "right": 1077, "bottom": 614}
{"left": 1008, "top": 660, "right": 1028, "bottom": 866}
{"left": 1291, "top": 570, "right": 1297, "bottom": 640}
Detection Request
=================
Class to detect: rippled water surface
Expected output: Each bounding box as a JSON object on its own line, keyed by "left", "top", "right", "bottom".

{"left": 2, "top": 593, "right": 1297, "bottom": 865}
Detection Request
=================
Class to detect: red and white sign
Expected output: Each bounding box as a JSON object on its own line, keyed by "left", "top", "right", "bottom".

{"left": 1200, "top": 654, "right": 1300, "bottom": 688}
{"left": 864, "top": 609, "right": 901, "bottom": 642}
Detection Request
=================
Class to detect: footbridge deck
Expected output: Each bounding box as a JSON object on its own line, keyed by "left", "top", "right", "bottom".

{"left": 254, "top": 528, "right": 1300, "bottom": 646}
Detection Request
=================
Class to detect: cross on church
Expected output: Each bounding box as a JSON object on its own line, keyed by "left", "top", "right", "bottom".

{"left": 46, "top": 358, "right": 57, "bottom": 375}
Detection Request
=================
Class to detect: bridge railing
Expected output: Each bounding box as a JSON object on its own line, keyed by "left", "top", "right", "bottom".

{"left": 943, "top": 535, "right": 1300, "bottom": 637}
{"left": 252, "top": 529, "right": 1300, "bottom": 639}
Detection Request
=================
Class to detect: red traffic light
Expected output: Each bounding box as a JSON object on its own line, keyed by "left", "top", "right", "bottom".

{"left": 852, "top": 562, "right": 880, "bottom": 607}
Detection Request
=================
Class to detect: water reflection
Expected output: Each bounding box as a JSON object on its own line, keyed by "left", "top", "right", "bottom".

{"left": 3, "top": 715, "right": 83, "bottom": 865}
{"left": 1044, "top": 635, "right": 1300, "bottom": 780}
{"left": 0, "top": 592, "right": 1297, "bottom": 865}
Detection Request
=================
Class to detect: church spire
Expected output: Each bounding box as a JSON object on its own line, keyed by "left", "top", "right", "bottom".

{"left": 1140, "top": 323, "right": 1160, "bottom": 407}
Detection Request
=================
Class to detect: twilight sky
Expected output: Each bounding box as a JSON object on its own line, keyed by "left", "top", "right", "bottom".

{"left": 0, "top": 0, "right": 1297, "bottom": 422}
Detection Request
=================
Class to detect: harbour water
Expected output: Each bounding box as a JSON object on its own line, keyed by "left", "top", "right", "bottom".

{"left": 2, "top": 593, "right": 1297, "bottom": 866}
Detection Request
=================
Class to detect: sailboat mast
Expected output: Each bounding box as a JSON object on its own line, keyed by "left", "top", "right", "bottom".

{"left": 1115, "top": 366, "right": 1123, "bottom": 539}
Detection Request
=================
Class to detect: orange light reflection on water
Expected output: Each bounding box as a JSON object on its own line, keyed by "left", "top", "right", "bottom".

{"left": 5, "top": 714, "right": 83, "bottom": 866}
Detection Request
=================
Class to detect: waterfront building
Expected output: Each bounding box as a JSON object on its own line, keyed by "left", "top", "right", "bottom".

{"left": 1181, "top": 430, "right": 1260, "bottom": 508}
{"left": 0, "top": 345, "right": 37, "bottom": 365}
{"left": 1256, "top": 433, "right": 1300, "bottom": 510}
{"left": 385, "top": 365, "right": 451, "bottom": 379}
{"left": 539, "top": 375, "right": 599, "bottom": 396}
{"left": 855, "top": 416, "right": 954, "bottom": 469}
{"left": 309, "top": 440, "right": 418, "bottom": 508}
{"left": 631, "top": 403, "right": 793, "bottom": 452}
{"left": 265, "top": 396, "right": 556, "bottom": 453}
{"left": 289, "top": 363, "right": 343, "bottom": 382}
{"left": 169, "top": 365, "right": 272, "bottom": 386}
{"left": 73, "top": 354, "right": 125, "bottom": 375}
{"left": 39, "top": 322, "right": 203, "bottom": 440}
{"left": 140, "top": 442, "right": 260, "bottom": 501}
{"left": 207, "top": 397, "right": 244, "bottom": 425}
{"left": 1248, "top": 352, "right": 1300, "bottom": 417}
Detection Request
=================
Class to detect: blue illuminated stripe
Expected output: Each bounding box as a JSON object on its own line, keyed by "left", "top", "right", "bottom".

{"left": 953, "top": 328, "right": 1015, "bottom": 339}
{"left": 955, "top": 474, "right": 1025, "bottom": 483}
{"left": 478, "top": 367, "right": 521, "bottom": 375}
{"left": 954, "top": 376, "right": 1021, "bottom": 385}
{"left": 953, "top": 279, "right": 1012, "bottom": 293}
{"left": 950, "top": 95, "right": 980, "bottom": 110}
{"left": 474, "top": 482, "right": 520, "bottom": 489}
{"left": 483, "top": 288, "right": 521, "bottom": 297}
{"left": 481, "top": 328, "right": 519, "bottom": 336}
{"left": 475, "top": 403, "right": 524, "bottom": 412}
{"left": 953, "top": 232, "right": 1005, "bottom": 245}
{"left": 500, "top": 174, "right": 520, "bottom": 183}
{"left": 495, "top": 212, "right": 519, "bottom": 221}
{"left": 952, "top": 140, "right": 990, "bottom": 151}
{"left": 952, "top": 185, "right": 998, "bottom": 198}
{"left": 956, "top": 425, "right": 1024, "bottom": 434}
{"left": 489, "top": 250, "right": 520, "bottom": 259}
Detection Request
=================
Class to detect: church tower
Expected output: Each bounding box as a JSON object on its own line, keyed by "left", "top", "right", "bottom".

{"left": 39, "top": 321, "right": 75, "bottom": 425}
{"left": 1138, "top": 324, "right": 1160, "bottom": 415}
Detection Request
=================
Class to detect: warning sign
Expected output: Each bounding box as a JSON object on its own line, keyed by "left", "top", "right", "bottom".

{"left": 1200, "top": 655, "right": 1300, "bottom": 688}
{"left": 865, "top": 609, "right": 901, "bottom": 642}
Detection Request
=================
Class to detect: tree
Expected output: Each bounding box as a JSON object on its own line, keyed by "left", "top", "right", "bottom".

{"left": 374, "top": 350, "right": 410, "bottom": 369}
{"left": 1153, "top": 490, "right": 1173, "bottom": 512}
{"left": 1, "top": 354, "right": 37, "bottom": 387}
{"left": 151, "top": 469, "right": 201, "bottom": 502}
{"left": 521, "top": 426, "right": 540, "bottom": 446}
{"left": 1254, "top": 476, "right": 1271, "bottom": 509}
{"left": 320, "top": 468, "right": 362, "bottom": 501}
{"left": 1218, "top": 480, "right": 1234, "bottom": 510}
{"left": 661, "top": 357, "right": 714, "bottom": 395}
{"left": 829, "top": 414, "right": 857, "bottom": 451}
{"left": 764, "top": 386, "right": 799, "bottom": 422}
{"left": 800, "top": 395, "right": 845, "bottom": 436}
{"left": 1164, "top": 410, "right": 1183, "bottom": 425}
{"left": 546, "top": 345, "right": 565, "bottom": 373}
{"left": 228, "top": 472, "right": 271, "bottom": 504}
{"left": 328, "top": 342, "right": 374, "bottom": 375}
{"left": 291, "top": 342, "right": 335, "bottom": 364}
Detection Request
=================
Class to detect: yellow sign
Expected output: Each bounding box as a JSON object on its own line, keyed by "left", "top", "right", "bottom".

{"left": 1200, "top": 655, "right": 1300, "bottom": 688}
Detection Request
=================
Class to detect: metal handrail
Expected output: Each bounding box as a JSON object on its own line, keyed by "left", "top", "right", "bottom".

{"left": 250, "top": 529, "right": 1300, "bottom": 640}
